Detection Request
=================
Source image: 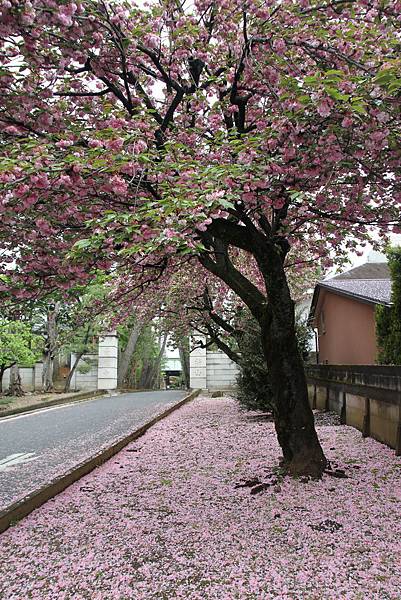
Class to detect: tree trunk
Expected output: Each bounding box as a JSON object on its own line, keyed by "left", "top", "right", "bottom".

{"left": 199, "top": 225, "right": 327, "bottom": 478}
{"left": 0, "top": 365, "right": 6, "bottom": 394}
{"left": 151, "top": 334, "right": 167, "bottom": 389}
{"left": 42, "top": 304, "right": 60, "bottom": 392}
{"left": 64, "top": 324, "right": 92, "bottom": 393}
{"left": 138, "top": 362, "right": 152, "bottom": 389}
{"left": 139, "top": 335, "right": 167, "bottom": 389}
{"left": 257, "top": 247, "right": 327, "bottom": 478}
{"left": 64, "top": 352, "right": 83, "bottom": 393}
{"left": 117, "top": 321, "right": 143, "bottom": 388}
{"left": 179, "top": 344, "right": 190, "bottom": 389}
{"left": 7, "top": 363, "right": 24, "bottom": 397}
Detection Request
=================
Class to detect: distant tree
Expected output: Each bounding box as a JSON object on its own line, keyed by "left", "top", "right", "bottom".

{"left": 0, "top": 320, "right": 42, "bottom": 394}
{"left": 178, "top": 337, "right": 190, "bottom": 390}
{"left": 124, "top": 324, "right": 166, "bottom": 390}
{"left": 376, "top": 248, "right": 401, "bottom": 364}
{"left": 117, "top": 315, "right": 153, "bottom": 388}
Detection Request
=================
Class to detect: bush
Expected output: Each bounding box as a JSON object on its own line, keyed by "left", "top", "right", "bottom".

{"left": 236, "top": 317, "right": 273, "bottom": 412}
{"left": 376, "top": 247, "right": 401, "bottom": 364}
{"left": 236, "top": 313, "right": 311, "bottom": 412}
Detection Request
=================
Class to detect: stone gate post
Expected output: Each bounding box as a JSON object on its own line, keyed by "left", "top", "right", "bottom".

{"left": 97, "top": 331, "right": 118, "bottom": 390}
{"left": 189, "top": 335, "right": 207, "bottom": 389}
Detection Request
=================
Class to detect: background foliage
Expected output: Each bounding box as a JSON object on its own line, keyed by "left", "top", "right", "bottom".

{"left": 376, "top": 247, "right": 401, "bottom": 365}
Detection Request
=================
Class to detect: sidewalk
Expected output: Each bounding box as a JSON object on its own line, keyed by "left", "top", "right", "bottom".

{"left": 0, "top": 389, "right": 103, "bottom": 418}
{"left": 0, "top": 396, "right": 400, "bottom": 599}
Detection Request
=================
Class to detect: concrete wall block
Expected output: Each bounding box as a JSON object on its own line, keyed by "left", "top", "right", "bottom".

{"left": 98, "top": 346, "right": 118, "bottom": 359}
{"left": 346, "top": 394, "right": 365, "bottom": 431}
{"left": 34, "top": 363, "right": 43, "bottom": 390}
{"left": 315, "top": 386, "right": 327, "bottom": 410}
{"left": 97, "top": 367, "right": 117, "bottom": 379}
{"left": 190, "top": 356, "right": 207, "bottom": 368}
{"left": 98, "top": 357, "right": 118, "bottom": 369}
{"left": 99, "top": 334, "right": 118, "bottom": 348}
{"left": 190, "top": 377, "right": 207, "bottom": 389}
{"left": 98, "top": 378, "right": 118, "bottom": 390}
{"left": 2, "top": 369, "right": 10, "bottom": 387}
{"left": 307, "top": 384, "right": 315, "bottom": 406}
{"left": 207, "top": 368, "right": 239, "bottom": 376}
{"left": 328, "top": 388, "right": 341, "bottom": 413}
{"left": 369, "top": 399, "right": 399, "bottom": 448}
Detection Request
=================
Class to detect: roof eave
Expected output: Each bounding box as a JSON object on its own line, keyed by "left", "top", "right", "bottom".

{"left": 319, "top": 283, "right": 392, "bottom": 308}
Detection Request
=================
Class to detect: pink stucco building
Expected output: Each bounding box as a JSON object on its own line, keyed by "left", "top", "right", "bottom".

{"left": 309, "top": 262, "right": 391, "bottom": 365}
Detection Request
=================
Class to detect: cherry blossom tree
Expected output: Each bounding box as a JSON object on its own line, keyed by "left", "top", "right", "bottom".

{"left": 0, "top": 0, "right": 400, "bottom": 475}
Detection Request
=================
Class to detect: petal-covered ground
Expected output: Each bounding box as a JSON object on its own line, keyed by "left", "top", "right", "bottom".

{"left": 0, "top": 396, "right": 400, "bottom": 600}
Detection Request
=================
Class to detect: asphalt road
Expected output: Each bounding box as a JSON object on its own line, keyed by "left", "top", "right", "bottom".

{"left": 0, "top": 390, "right": 187, "bottom": 512}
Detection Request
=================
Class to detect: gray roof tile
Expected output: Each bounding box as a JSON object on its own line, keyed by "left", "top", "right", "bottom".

{"left": 321, "top": 279, "right": 392, "bottom": 305}
{"left": 332, "top": 262, "right": 390, "bottom": 280}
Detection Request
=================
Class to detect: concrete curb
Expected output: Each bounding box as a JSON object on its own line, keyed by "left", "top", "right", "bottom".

{"left": 0, "top": 390, "right": 106, "bottom": 419}
{"left": 0, "top": 389, "right": 200, "bottom": 534}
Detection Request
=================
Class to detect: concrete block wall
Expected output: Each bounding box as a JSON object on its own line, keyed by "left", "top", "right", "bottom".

{"left": 308, "top": 382, "right": 401, "bottom": 454}
{"left": 70, "top": 354, "right": 98, "bottom": 391}
{"left": 206, "top": 351, "right": 239, "bottom": 390}
{"left": 2, "top": 366, "right": 36, "bottom": 392}
{"left": 189, "top": 336, "right": 238, "bottom": 390}
{"left": 34, "top": 362, "right": 43, "bottom": 390}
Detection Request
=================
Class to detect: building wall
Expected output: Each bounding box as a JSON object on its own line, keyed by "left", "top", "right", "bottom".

{"left": 317, "top": 291, "right": 377, "bottom": 364}
{"left": 189, "top": 336, "right": 238, "bottom": 390}
{"left": 206, "top": 351, "right": 239, "bottom": 390}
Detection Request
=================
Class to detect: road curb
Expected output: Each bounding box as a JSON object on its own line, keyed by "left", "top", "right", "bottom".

{"left": 0, "top": 389, "right": 200, "bottom": 535}
{"left": 0, "top": 390, "right": 106, "bottom": 419}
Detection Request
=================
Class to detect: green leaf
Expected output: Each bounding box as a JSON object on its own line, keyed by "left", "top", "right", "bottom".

{"left": 72, "top": 239, "right": 92, "bottom": 250}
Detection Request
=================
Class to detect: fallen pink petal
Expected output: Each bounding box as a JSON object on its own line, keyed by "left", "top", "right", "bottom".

{"left": 0, "top": 397, "right": 400, "bottom": 599}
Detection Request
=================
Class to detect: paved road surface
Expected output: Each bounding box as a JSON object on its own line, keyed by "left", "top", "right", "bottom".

{"left": 0, "top": 390, "right": 187, "bottom": 512}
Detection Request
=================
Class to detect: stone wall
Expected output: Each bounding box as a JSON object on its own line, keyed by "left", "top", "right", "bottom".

{"left": 2, "top": 363, "right": 43, "bottom": 392}
{"left": 206, "top": 351, "right": 239, "bottom": 390}
{"left": 306, "top": 364, "right": 401, "bottom": 454}
{"left": 189, "top": 336, "right": 239, "bottom": 390}
{"left": 69, "top": 354, "right": 98, "bottom": 391}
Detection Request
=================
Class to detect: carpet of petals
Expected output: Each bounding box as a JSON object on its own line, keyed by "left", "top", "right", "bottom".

{"left": 0, "top": 396, "right": 400, "bottom": 600}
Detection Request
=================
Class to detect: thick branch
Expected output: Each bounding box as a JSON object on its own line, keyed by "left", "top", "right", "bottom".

{"left": 199, "top": 237, "right": 265, "bottom": 320}
{"left": 205, "top": 323, "right": 241, "bottom": 364}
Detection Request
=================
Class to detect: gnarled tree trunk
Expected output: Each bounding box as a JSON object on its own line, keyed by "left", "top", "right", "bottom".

{"left": 261, "top": 308, "right": 326, "bottom": 477}
{"left": 179, "top": 343, "right": 190, "bottom": 389}
{"left": 7, "top": 363, "right": 24, "bottom": 397}
{"left": 118, "top": 321, "right": 143, "bottom": 388}
{"left": 199, "top": 221, "right": 327, "bottom": 478}
{"left": 257, "top": 243, "right": 326, "bottom": 477}
{"left": 42, "top": 303, "right": 60, "bottom": 392}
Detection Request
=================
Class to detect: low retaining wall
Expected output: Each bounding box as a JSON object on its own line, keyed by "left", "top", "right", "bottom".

{"left": 2, "top": 363, "right": 43, "bottom": 392}
{"left": 306, "top": 365, "right": 401, "bottom": 455}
